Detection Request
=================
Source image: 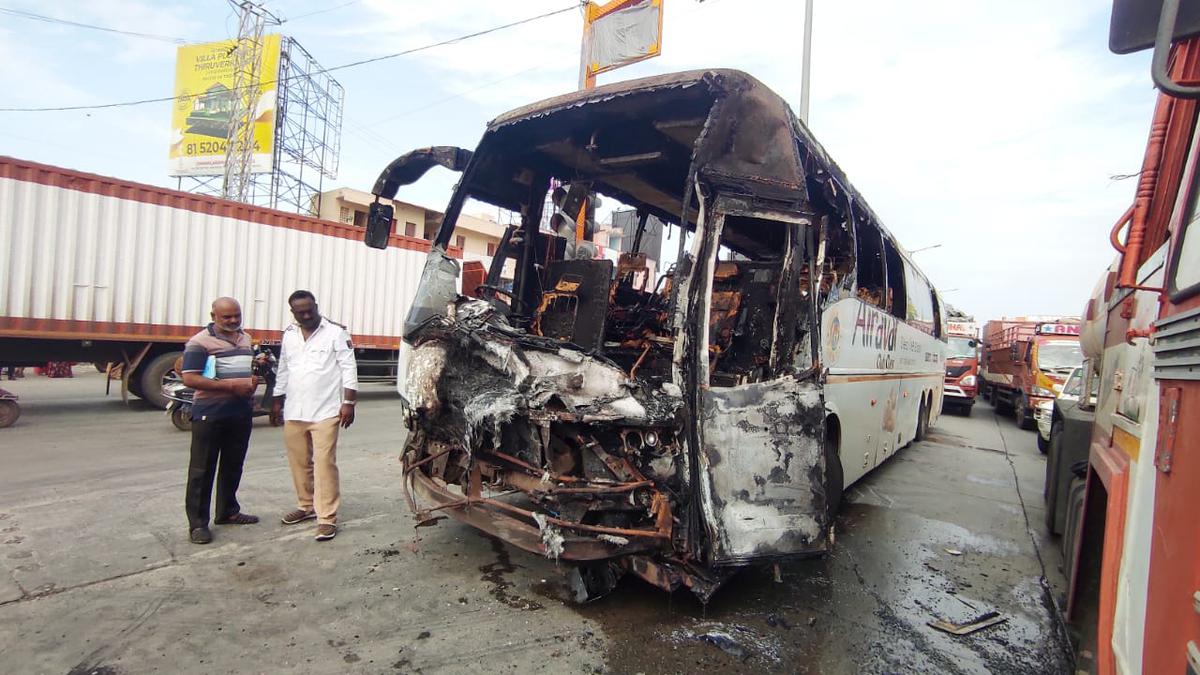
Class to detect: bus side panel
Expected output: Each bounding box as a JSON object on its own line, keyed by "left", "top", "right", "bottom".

{"left": 821, "top": 298, "right": 944, "bottom": 483}
{"left": 698, "top": 378, "right": 828, "bottom": 564}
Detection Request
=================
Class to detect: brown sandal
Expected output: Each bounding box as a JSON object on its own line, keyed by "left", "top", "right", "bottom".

{"left": 215, "top": 512, "right": 260, "bottom": 525}
{"left": 281, "top": 509, "right": 317, "bottom": 525}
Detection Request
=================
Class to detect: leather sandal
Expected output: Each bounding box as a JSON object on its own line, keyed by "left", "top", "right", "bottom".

{"left": 214, "top": 512, "right": 260, "bottom": 525}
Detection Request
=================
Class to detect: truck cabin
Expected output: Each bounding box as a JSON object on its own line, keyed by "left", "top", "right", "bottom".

{"left": 369, "top": 70, "right": 866, "bottom": 600}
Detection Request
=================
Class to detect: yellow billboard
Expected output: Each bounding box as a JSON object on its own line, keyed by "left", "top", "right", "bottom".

{"left": 168, "top": 35, "right": 281, "bottom": 177}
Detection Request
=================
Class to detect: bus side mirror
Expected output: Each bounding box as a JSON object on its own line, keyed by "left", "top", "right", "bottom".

{"left": 365, "top": 202, "right": 394, "bottom": 250}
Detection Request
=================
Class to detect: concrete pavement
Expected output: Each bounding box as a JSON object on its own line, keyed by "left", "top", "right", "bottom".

{"left": 0, "top": 373, "right": 1073, "bottom": 674}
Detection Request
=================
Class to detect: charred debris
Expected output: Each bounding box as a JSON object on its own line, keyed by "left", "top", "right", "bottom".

{"left": 369, "top": 69, "right": 885, "bottom": 602}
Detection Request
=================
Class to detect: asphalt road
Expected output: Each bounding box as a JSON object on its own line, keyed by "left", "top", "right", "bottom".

{"left": 0, "top": 372, "right": 1073, "bottom": 674}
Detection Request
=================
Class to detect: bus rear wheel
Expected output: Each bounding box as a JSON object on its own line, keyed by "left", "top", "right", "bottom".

{"left": 824, "top": 420, "right": 843, "bottom": 523}
{"left": 914, "top": 397, "right": 929, "bottom": 442}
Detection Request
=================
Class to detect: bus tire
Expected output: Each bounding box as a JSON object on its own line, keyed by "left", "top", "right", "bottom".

{"left": 824, "top": 418, "right": 843, "bottom": 523}
{"left": 139, "top": 351, "right": 184, "bottom": 410}
{"left": 914, "top": 397, "right": 929, "bottom": 442}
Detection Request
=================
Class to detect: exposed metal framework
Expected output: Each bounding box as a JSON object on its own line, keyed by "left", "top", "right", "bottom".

{"left": 179, "top": 34, "right": 344, "bottom": 216}
{"left": 269, "top": 37, "right": 344, "bottom": 215}
{"left": 222, "top": 0, "right": 271, "bottom": 203}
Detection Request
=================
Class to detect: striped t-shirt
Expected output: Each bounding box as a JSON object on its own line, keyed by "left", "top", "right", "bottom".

{"left": 181, "top": 324, "right": 255, "bottom": 420}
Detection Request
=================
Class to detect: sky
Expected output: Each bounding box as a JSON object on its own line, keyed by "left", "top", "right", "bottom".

{"left": 0, "top": 0, "right": 1160, "bottom": 323}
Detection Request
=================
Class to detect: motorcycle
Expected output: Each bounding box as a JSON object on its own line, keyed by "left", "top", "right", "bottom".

{"left": 162, "top": 348, "right": 277, "bottom": 432}
{"left": 163, "top": 374, "right": 194, "bottom": 432}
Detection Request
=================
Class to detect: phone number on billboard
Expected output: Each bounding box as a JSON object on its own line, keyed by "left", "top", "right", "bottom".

{"left": 185, "top": 141, "right": 261, "bottom": 155}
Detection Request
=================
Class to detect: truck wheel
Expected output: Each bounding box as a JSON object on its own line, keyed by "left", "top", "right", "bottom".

{"left": 1015, "top": 396, "right": 1036, "bottom": 430}
{"left": 994, "top": 391, "right": 1012, "bottom": 415}
{"left": 0, "top": 400, "right": 20, "bottom": 428}
{"left": 138, "top": 351, "right": 184, "bottom": 410}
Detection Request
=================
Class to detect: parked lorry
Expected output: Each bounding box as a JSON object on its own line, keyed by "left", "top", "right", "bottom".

{"left": 943, "top": 319, "right": 979, "bottom": 415}
{"left": 979, "top": 316, "right": 1082, "bottom": 429}
{"left": 1051, "top": 5, "right": 1200, "bottom": 672}
{"left": 0, "top": 156, "right": 437, "bottom": 410}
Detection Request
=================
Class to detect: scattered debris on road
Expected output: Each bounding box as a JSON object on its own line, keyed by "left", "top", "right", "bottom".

{"left": 928, "top": 610, "right": 1007, "bottom": 636}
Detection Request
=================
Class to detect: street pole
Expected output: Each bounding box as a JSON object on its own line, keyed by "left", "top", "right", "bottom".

{"left": 799, "top": 0, "right": 813, "bottom": 124}
{"left": 578, "top": 2, "right": 596, "bottom": 90}
{"left": 576, "top": 1, "right": 597, "bottom": 242}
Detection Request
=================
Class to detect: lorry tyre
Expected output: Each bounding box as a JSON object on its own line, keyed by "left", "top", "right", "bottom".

{"left": 125, "top": 370, "right": 145, "bottom": 399}
{"left": 994, "top": 391, "right": 1012, "bottom": 415}
{"left": 1015, "top": 395, "right": 1036, "bottom": 431}
{"left": 1044, "top": 420, "right": 1064, "bottom": 525}
{"left": 139, "top": 351, "right": 184, "bottom": 410}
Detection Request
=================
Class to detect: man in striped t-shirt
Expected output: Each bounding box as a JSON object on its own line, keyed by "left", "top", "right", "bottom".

{"left": 180, "top": 297, "right": 262, "bottom": 544}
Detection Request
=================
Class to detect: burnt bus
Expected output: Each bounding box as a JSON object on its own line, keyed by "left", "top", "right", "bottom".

{"left": 365, "top": 69, "right": 945, "bottom": 601}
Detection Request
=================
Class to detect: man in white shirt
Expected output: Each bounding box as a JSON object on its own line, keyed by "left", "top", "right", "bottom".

{"left": 271, "top": 290, "right": 358, "bottom": 541}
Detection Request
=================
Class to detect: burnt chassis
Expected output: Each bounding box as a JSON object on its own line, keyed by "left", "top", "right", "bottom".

{"left": 379, "top": 70, "right": 867, "bottom": 601}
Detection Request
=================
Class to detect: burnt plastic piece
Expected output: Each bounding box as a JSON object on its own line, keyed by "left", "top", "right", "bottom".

{"left": 567, "top": 561, "right": 624, "bottom": 603}
{"left": 364, "top": 202, "right": 394, "bottom": 250}
{"left": 372, "top": 146, "right": 473, "bottom": 199}
{"left": 538, "top": 259, "right": 614, "bottom": 351}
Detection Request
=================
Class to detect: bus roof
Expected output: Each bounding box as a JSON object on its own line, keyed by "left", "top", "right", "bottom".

{"left": 487, "top": 71, "right": 890, "bottom": 229}
{"left": 467, "top": 68, "right": 936, "bottom": 292}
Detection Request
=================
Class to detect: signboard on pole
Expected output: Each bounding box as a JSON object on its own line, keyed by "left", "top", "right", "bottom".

{"left": 168, "top": 35, "right": 281, "bottom": 177}
{"left": 581, "top": 0, "right": 663, "bottom": 86}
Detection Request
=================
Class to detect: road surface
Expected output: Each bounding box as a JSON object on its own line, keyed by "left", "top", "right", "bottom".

{"left": 0, "top": 372, "right": 1073, "bottom": 674}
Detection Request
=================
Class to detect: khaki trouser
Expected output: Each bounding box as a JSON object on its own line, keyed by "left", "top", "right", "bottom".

{"left": 283, "top": 417, "right": 341, "bottom": 525}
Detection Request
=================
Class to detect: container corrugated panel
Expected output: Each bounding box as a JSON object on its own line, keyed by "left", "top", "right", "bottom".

{"left": 0, "top": 156, "right": 439, "bottom": 349}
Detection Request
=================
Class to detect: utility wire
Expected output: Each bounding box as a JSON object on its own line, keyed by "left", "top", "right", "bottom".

{"left": 282, "top": 0, "right": 361, "bottom": 23}
{"left": 366, "top": 65, "right": 541, "bottom": 127}
{"left": 0, "top": 3, "right": 577, "bottom": 113}
{"left": 0, "top": 6, "right": 189, "bottom": 44}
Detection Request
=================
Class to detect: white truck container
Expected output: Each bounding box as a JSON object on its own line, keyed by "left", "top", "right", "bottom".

{"left": 0, "top": 156, "right": 442, "bottom": 408}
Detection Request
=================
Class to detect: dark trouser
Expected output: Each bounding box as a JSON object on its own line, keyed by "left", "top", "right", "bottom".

{"left": 185, "top": 415, "right": 253, "bottom": 529}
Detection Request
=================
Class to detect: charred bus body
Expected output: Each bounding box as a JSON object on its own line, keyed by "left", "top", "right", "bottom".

{"left": 370, "top": 70, "right": 940, "bottom": 600}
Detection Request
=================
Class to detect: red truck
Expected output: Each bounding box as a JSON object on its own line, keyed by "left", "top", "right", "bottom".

{"left": 979, "top": 317, "right": 1082, "bottom": 432}
{"left": 942, "top": 320, "right": 979, "bottom": 415}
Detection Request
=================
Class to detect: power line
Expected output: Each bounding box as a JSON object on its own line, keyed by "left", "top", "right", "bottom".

{"left": 0, "top": 6, "right": 189, "bottom": 44}
{"left": 282, "top": 0, "right": 361, "bottom": 23}
{"left": 366, "top": 65, "right": 542, "bottom": 127}
{"left": 313, "top": 5, "right": 577, "bottom": 74}
{"left": 0, "top": 3, "right": 577, "bottom": 113}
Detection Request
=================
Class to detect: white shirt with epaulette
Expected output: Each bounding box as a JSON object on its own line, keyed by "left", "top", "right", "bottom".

{"left": 275, "top": 318, "right": 359, "bottom": 422}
